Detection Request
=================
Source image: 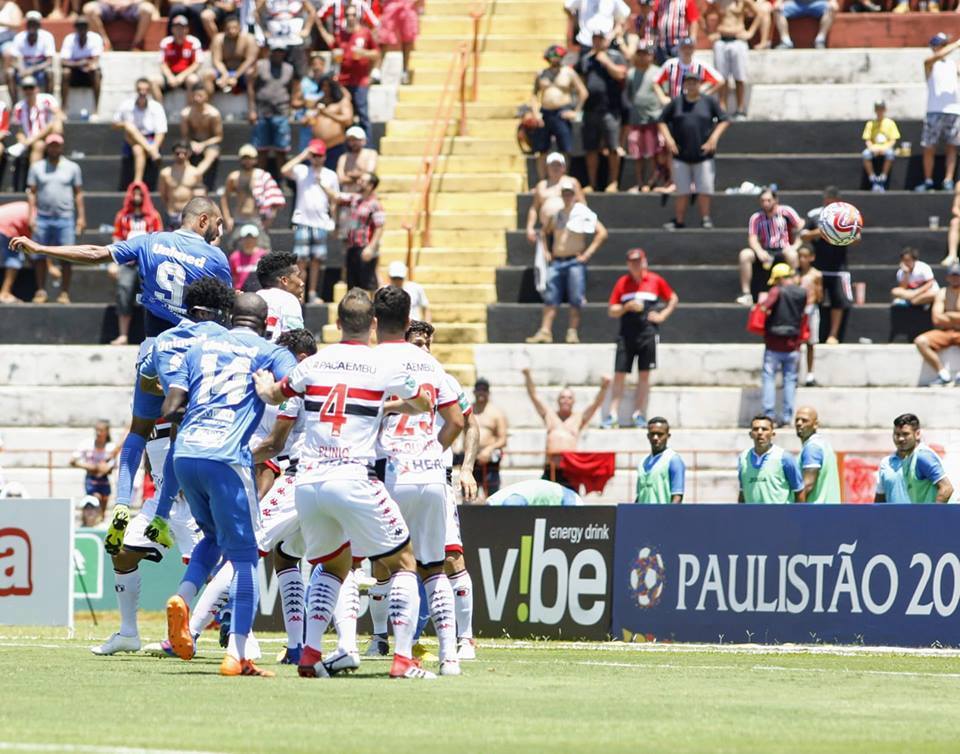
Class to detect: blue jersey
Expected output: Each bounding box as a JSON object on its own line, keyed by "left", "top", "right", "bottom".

{"left": 139, "top": 319, "right": 228, "bottom": 394}
{"left": 170, "top": 328, "right": 297, "bottom": 466}
{"left": 108, "top": 229, "right": 232, "bottom": 324}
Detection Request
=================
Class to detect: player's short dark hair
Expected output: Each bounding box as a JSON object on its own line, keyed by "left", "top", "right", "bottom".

{"left": 893, "top": 413, "right": 921, "bottom": 430}
{"left": 181, "top": 196, "right": 220, "bottom": 223}
{"left": 277, "top": 327, "right": 318, "bottom": 358}
{"left": 900, "top": 246, "right": 920, "bottom": 260}
{"left": 750, "top": 415, "right": 774, "bottom": 429}
{"left": 257, "top": 250, "right": 298, "bottom": 288}
{"left": 184, "top": 276, "right": 235, "bottom": 315}
{"left": 339, "top": 287, "right": 374, "bottom": 334}
{"left": 647, "top": 417, "right": 669, "bottom": 429}
{"left": 405, "top": 320, "right": 434, "bottom": 341}
{"left": 374, "top": 284, "right": 410, "bottom": 332}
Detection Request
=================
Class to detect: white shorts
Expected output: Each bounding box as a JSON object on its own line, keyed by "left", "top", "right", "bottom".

{"left": 257, "top": 471, "right": 304, "bottom": 559}
{"left": 672, "top": 158, "right": 716, "bottom": 196}
{"left": 389, "top": 482, "right": 447, "bottom": 567}
{"left": 805, "top": 303, "right": 820, "bottom": 345}
{"left": 713, "top": 38, "right": 748, "bottom": 82}
{"left": 444, "top": 483, "right": 463, "bottom": 554}
{"left": 295, "top": 477, "right": 410, "bottom": 563}
{"left": 123, "top": 495, "right": 201, "bottom": 563}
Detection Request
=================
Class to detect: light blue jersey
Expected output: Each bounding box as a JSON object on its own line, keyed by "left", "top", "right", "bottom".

{"left": 170, "top": 328, "right": 297, "bottom": 466}
{"left": 140, "top": 319, "right": 228, "bottom": 394}
{"left": 108, "top": 229, "right": 232, "bottom": 324}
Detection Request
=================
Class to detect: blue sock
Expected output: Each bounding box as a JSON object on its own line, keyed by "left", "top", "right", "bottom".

{"left": 116, "top": 432, "right": 147, "bottom": 506}
{"left": 154, "top": 446, "right": 180, "bottom": 520}
{"left": 229, "top": 559, "right": 259, "bottom": 638}
{"left": 414, "top": 578, "right": 430, "bottom": 641}
{"left": 180, "top": 538, "right": 222, "bottom": 596}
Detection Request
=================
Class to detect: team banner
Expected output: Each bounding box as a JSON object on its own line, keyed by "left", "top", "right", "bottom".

{"left": 460, "top": 506, "right": 616, "bottom": 640}
{"left": 613, "top": 505, "right": 960, "bottom": 647}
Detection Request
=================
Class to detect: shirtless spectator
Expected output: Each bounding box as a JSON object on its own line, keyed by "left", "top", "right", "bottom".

{"left": 82, "top": 0, "right": 156, "bottom": 52}
{"left": 210, "top": 15, "right": 258, "bottom": 95}
{"left": 656, "top": 36, "right": 721, "bottom": 100}
{"left": 249, "top": 41, "right": 298, "bottom": 173}
{"left": 624, "top": 40, "right": 668, "bottom": 193}
{"left": 797, "top": 244, "right": 822, "bottom": 387}
{"left": 4, "top": 12, "right": 55, "bottom": 98}
{"left": 472, "top": 377, "right": 508, "bottom": 497}
{"left": 112, "top": 78, "right": 167, "bottom": 186}
{"left": 529, "top": 44, "right": 587, "bottom": 178}
{"left": 150, "top": 16, "right": 205, "bottom": 102}
{"left": 257, "top": 0, "right": 316, "bottom": 78}
{"left": 522, "top": 366, "right": 611, "bottom": 490}
{"left": 336, "top": 124, "right": 377, "bottom": 234}
{"left": 304, "top": 75, "right": 353, "bottom": 169}
{"left": 892, "top": 247, "right": 939, "bottom": 309}
{"left": 158, "top": 141, "right": 215, "bottom": 229}
{"left": 180, "top": 85, "right": 223, "bottom": 191}
{"left": 11, "top": 76, "right": 61, "bottom": 186}
{"left": 59, "top": 17, "right": 103, "bottom": 114}
{"left": 220, "top": 143, "right": 286, "bottom": 250}
{"left": 707, "top": 0, "right": 764, "bottom": 118}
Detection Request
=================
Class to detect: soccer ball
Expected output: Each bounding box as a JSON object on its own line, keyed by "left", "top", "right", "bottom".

{"left": 629, "top": 546, "right": 665, "bottom": 609}
{"left": 818, "top": 201, "right": 863, "bottom": 247}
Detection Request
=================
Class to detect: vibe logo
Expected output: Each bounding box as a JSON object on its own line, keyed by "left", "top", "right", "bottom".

{"left": 0, "top": 527, "right": 33, "bottom": 596}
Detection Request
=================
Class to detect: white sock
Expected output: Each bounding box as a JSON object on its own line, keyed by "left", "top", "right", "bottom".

{"left": 188, "top": 562, "right": 234, "bottom": 637}
{"left": 424, "top": 573, "right": 457, "bottom": 662}
{"left": 114, "top": 569, "right": 141, "bottom": 638}
{"left": 334, "top": 569, "right": 360, "bottom": 654}
{"left": 940, "top": 368, "right": 951, "bottom": 382}
{"left": 369, "top": 578, "right": 390, "bottom": 637}
{"left": 305, "top": 570, "right": 342, "bottom": 652}
{"left": 449, "top": 569, "right": 474, "bottom": 640}
{"left": 388, "top": 570, "right": 419, "bottom": 659}
{"left": 277, "top": 567, "right": 305, "bottom": 650}
{"left": 227, "top": 632, "right": 248, "bottom": 660}
{"left": 247, "top": 632, "right": 261, "bottom": 660}
{"left": 176, "top": 580, "right": 198, "bottom": 604}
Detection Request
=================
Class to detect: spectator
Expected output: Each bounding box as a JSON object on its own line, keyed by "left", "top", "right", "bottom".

{"left": 70, "top": 419, "right": 116, "bottom": 517}
{"left": 659, "top": 72, "right": 729, "bottom": 230}
{"left": 304, "top": 75, "right": 353, "bottom": 169}
{"left": 248, "top": 40, "right": 298, "bottom": 172}
{"left": 0, "top": 200, "right": 31, "bottom": 304}
{"left": 80, "top": 495, "right": 104, "bottom": 527}
{"left": 759, "top": 263, "right": 806, "bottom": 426}
{"left": 738, "top": 415, "right": 805, "bottom": 503}
{"left": 916, "top": 33, "right": 960, "bottom": 193}
{"left": 794, "top": 405, "right": 841, "bottom": 503}
{"left": 736, "top": 187, "right": 803, "bottom": 305}
{"left": 59, "top": 17, "right": 103, "bottom": 115}
{"left": 707, "top": 0, "right": 765, "bottom": 118}
{"left": 27, "top": 133, "right": 85, "bottom": 304}
{"left": 0, "top": 1, "right": 23, "bottom": 65}
{"left": 108, "top": 180, "right": 161, "bottom": 345}
{"left": 166, "top": 0, "right": 221, "bottom": 47}
{"left": 296, "top": 52, "right": 330, "bottom": 149}
{"left": 656, "top": 36, "right": 721, "bottom": 101}
{"left": 624, "top": 40, "right": 668, "bottom": 193}
{"left": 577, "top": 31, "right": 627, "bottom": 192}
{"left": 336, "top": 124, "right": 378, "bottom": 193}
{"left": 4, "top": 11, "right": 55, "bottom": 99}
{"left": 635, "top": 417, "right": 685, "bottom": 503}
{"left": 875, "top": 414, "right": 953, "bottom": 503}
{"left": 376, "top": 0, "right": 421, "bottom": 85}
{"left": 281, "top": 139, "right": 339, "bottom": 302}
{"left": 387, "top": 261, "right": 430, "bottom": 322}
{"left": 801, "top": 186, "right": 849, "bottom": 344}
{"left": 522, "top": 366, "right": 611, "bottom": 490}
{"left": 257, "top": 0, "right": 316, "bottom": 78}
{"left": 861, "top": 99, "right": 899, "bottom": 193}
{"left": 651, "top": 0, "right": 700, "bottom": 64}
{"left": 774, "top": 0, "right": 836, "bottom": 50}
{"left": 565, "top": 0, "right": 630, "bottom": 51}
{"left": 526, "top": 177, "right": 607, "bottom": 344}
{"left": 317, "top": 0, "right": 380, "bottom": 46}
{"left": 604, "top": 247, "right": 678, "bottom": 428}
{"left": 158, "top": 141, "right": 215, "bottom": 230}
{"left": 342, "top": 171, "right": 384, "bottom": 290}
{"left": 892, "top": 247, "right": 939, "bottom": 308}
{"left": 529, "top": 44, "right": 587, "bottom": 178}
{"left": 112, "top": 78, "right": 168, "bottom": 186}
{"left": 230, "top": 224, "right": 268, "bottom": 291}
{"left": 150, "top": 16, "right": 205, "bottom": 103}
{"left": 796, "top": 245, "right": 822, "bottom": 387}
{"left": 180, "top": 84, "right": 223, "bottom": 191}
{"left": 220, "top": 143, "right": 285, "bottom": 248}
{"left": 210, "top": 14, "right": 259, "bottom": 96}
{"left": 11, "top": 75, "right": 62, "bottom": 185}
{"left": 472, "top": 377, "right": 507, "bottom": 497}
{"left": 335, "top": 3, "right": 378, "bottom": 135}
{"left": 82, "top": 0, "right": 155, "bottom": 52}
{"left": 914, "top": 263, "right": 960, "bottom": 387}
{"left": 949, "top": 182, "right": 960, "bottom": 267}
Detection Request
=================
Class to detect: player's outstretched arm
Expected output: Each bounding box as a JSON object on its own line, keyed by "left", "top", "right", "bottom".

{"left": 10, "top": 236, "right": 111, "bottom": 264}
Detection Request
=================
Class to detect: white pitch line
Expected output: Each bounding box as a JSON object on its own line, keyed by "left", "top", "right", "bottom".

{"left": 0, "top": 744, "right": 228, "bottom": 754}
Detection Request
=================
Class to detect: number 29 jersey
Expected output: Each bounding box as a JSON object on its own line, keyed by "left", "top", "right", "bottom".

{"left": 279, "top": 341, "right": 420, "bottom": 483}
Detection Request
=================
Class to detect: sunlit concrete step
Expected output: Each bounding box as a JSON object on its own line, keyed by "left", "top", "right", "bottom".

{"left": 409, "top": 52, "right": 542, "bottom": 73}
{"left": 414, "top": 266, "right": 496, "bottom": 284}
{"left": 444, "top": 363, "right": 477, "bottom": 386}
{"left": 380, "top": 172, "right": 523, "bottom": 193}
{"left": 381, "top": 191, "right": 515, "bottom": 212}
{"left": 382, "top": 228, "right": 506, "bottom": 248}
{"left": 413, "top": 69, "right": 542, "bottom": 87}
{"left": 410, "top": 35, "right": 556, "bottom": 52}
{"left": 427, "top": 1, "right": 560, "bottom": 14}
{"left": 429, "top": 323, "right": 486, "bottom": 343}
{"left": 379, "top": 135, "right": 519, "bottom": 156}
{"left": 416, "top": 248, "right": 506, "bottom": 267}
{"left": 394, "top": 101, "right": 519, "bottom": 119}
{"left": 419, "top": 16, "right": 566, "bottom": 35}
{"left": 377, "top": 153, "right": 526, "bottom": 173}
{"left": 429, "top": 344, "right": 476, "bottom": 365}
{"left": 421, "top": 211, "right": 515, "bottom": 230}
{"left": 396, "top": 84, "right": 532, "bottom": 103}
{"left": 430, "top": 303, "right": 488, "bottom": 323}
{"left": 386, "top": 118, "right": 516, "bottom": 138}
{"left": 422, "top": 283, "right": 496, "bottom": 304}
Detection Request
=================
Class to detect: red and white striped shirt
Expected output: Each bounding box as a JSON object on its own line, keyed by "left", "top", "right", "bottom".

{"left": 12, "top": 94, "right": 58, "bottom": 138}
{"left": 160, "top": 34, "right": 204, "bottom": 74}
{"left": 748, "top": 205, "right": 803, "bottom": 250}
{"left": 0, "top": 102, "right": 10, "bottom": 135}
{"left": 652, "top": 0, "right": 699, "bottom": 49}
{"left": 319, "top": 0, "right": 380, "bottom": 33}
{"left": 656, "top": 57, "right": 721, "bottom": 98}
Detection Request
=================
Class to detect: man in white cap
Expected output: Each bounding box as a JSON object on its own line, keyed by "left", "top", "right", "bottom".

{"left": 4, "top": 10, "right": 55, "bottom": 98}
{"left": 220, "top": 143, "right": 284, "bottom": 249}
{"left": 336, "top": 124, "right": 378, "bottom": 237}
{"left": 388, "top": 260, "right": 431, "bottom": 322}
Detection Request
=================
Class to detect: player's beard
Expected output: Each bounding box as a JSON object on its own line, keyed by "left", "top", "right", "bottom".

{"left": 203, "top": 224, "right": 220, "bottom": 245}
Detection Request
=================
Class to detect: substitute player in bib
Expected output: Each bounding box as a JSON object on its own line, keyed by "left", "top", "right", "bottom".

{"left": 635, "top": 417, "right": 685, "bottom": 503}
{"left": 163, "top": 293, "right": 297, "bottom": 677}
{"left": 794, "top": 405, "right": 841, "bottom": 504}
{"left": 253, "top": 288, "right": 436, "bottom": 680}
{"left": 875, "top": 413, "right": 954, "bottom": 504}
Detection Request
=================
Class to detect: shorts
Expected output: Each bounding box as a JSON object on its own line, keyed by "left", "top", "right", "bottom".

{"left": 532, "top": 107, "right": 574, "bottom": 154}
{"left": 35, "top": 214, "right": 75, "bottom": 247}
{"left": 144, "top": 309, "right": 177, "bottom": 337}
{"left": 781, "top": 0, "right": 829, "bottom": 18}
{"left": 672, "top": 158, "right": 715, "bottom": 195}
{"left": 215, "top": 69, "right": 248, "bottom": 92}
{"left": 295, "top": 477, "right": 410, "bottom": 563}
{"left": 98, "top": 2, "right": 141, "bottom": 22}
{"left": 822, "top": 271, "right": 852, "bottom": 310}
{"left": 15, "top": 68, "right": 49, "bottom": 90}
{"left": 325, "top": 142, "right": 346, "bottom": 171}
{"left": 378, "top": 0, "right": 419, "bottom": 45}
{"left": 473, "top": 461, "right": 500, "bottom": 495}
{"left": 66, "top": 67, "right": 99, "bottom": 87}
{"left": 1, "top": 233, "right": 22, "bottom": 270}
{"left": 346, "top": 244, "right": 378, "bottom": 291}
{"left": 713, "top": 38, "right": 749, "bottom": 82}
{"left": 582, "top": 110, "right": 621, "bottom": 152}
{"left": 293, "top": 224, "right": 329, "bottom": 260}
{"left": 257, "top": 471, "right": 304, "bottom": 558}
{"left": 614, "top": 332, "right": 658, "bottom": 373}
{"left": 252, "top": 114, "right": 292, "bottom": 152}
{"left": 85, "top": 476, "right": 111, "bottom": 497}
{"left": 116, "top": 263, "right": 139, "bottom": 316}
{"left": 123, "top": 494, "right": 201, "bottom": 563}
{"left": 544, "top": 257, "right": 586, "bottom": 307}
{"left": 121, "top": 132, "right": 156, "bottom": 159}
{"left": 626, "top": 124, "right": 663, "bottom": 159}
{"left": 918, "top": 328, "right": 960, "bottom": 350}
{"left": 388, "top": 482, "right": 447, "bottom": 567}
{"left": 443, "top": 483, "right": 463, "bottom": 554}
{"left": 861, "top": 147, "right": 895, "bottom": 162}
{"left": 921, "top": 112, "right": 960, "bottom": 148}
{"left": 805, "top": 303, "right": 820, "bottom": 345}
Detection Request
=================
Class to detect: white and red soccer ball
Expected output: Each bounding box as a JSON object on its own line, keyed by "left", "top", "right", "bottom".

{"left": 818, "top": 201, "right": 863, "bottom": 247}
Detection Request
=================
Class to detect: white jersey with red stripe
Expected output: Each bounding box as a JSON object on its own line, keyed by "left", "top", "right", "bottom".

{"left": 256, "top": 287, "right": 304, "bottom": 343}
{"left": 436, "top": 371, "right": 472, "bottom": 468}
{"left": 13, "top": 94, "right": 58, "bottom": 139}
{"left": 281, "top": 341, "right": 420, "bottom": 483}
{"left": 250, "top": 394, "right": 306, "bottom": 463}
{"left": 657, "top": 57, "right": 721, "bottom": 98}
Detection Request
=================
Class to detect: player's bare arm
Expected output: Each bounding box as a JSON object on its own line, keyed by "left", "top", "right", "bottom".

{"left": 9, "top": 237, "right": 111, "bottom": 264}
{"left": 161, "top": 387, "right": 189, "bottom": 424}
{"left": 436, "top": 403, "right": 466, "bottom": 449}
{"left": 459, "top": 412, "right": 480, "bottom": 501}
{"left": 252, "top": 417, "right": 295, "bottom": 464}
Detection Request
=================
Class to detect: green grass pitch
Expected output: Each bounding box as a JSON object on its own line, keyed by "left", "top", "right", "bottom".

{"left": 3, "top": 613, "right": 960, "bottom": 754}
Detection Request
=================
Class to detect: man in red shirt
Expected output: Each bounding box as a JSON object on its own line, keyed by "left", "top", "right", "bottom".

{"left": 0, "top": 200, "right": 30, "bottom": 303}
{"left": 336, "top": 4, "right": 377, "bottom": 135}
{"left": 602, "top": 247, "right": 679, "bottom": 428}
{"left": 150, "top": 15, "right": 205, "bottom": 102}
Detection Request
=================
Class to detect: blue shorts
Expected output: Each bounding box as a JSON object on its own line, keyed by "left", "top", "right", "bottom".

{"left": 1, "top": 233, "right": 21, "bottom": 270}
{"left": 782, "top": 0, "right": 829, "bottom": 18}
{"left": 544, "top": 257, "right": 586, "bottom": 307}
{"left": 174, "top": 456, "right": 260, "bottom": 561}
{"left": 531, "top": 107, "right": 574, "bottom": 154}
{"left": 293, "top": 224, "right": 328, "bottom": 260}
{"left": 34, "top": 214, "right": 75, "bottom": 255}
{"left": 252, "top": 115, "right": 291, "bottom": 152}
{"left": 131, "top": 377, "right": 164, "bottom": 420}
{"left": 85, "top": 476, "right": 111, "bottom": 497}
{"left": 325, "top": 142, "right": 346, "bottom": 171}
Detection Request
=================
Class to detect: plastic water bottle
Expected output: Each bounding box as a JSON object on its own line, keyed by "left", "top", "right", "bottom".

{"left": 79, "top": 108, "right": 89, "bottom": 121}
{"left": 99, "top": 223, "right": 113, "bottom": 234}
